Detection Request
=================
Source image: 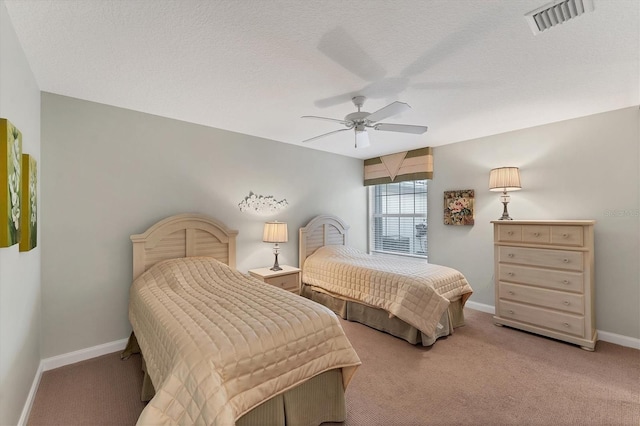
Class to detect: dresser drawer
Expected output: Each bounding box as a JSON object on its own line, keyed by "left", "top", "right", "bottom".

{"left": 498, "top": 264, "right": 584, "bottom": 293}
{"left": 498, "top": 300, "right": 585, "bottom": 337}
{"left": 264, "top": 273, "right": 298, "bottom": 291}
{"left": 522, "top": 225, "right": 550, "bottom": 244}
{"left": 498, "top": 282, "right": 584, "bottom": 314}
{"left": 498, "top": 246, "right": 583, "bottom": 271}
{"left": 497, "top": 225, "right": 522, "bottom": 242}
{"left": 551, "top": 226, "right": 584, "bottom": 247}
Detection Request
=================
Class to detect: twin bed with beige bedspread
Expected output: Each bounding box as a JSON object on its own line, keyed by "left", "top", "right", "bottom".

{"left": 299, "top": 215, "right": 473, "bottom": 346}
{"left": 126, "top": 214, "right": 360, "bottom": 426}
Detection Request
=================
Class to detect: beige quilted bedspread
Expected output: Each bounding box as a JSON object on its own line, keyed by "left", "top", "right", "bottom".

{"left": 303, "top": 245, "right": 473, "bottom": 338}
{"left": 129, "top": 257, "right": 361, "bottom": 426}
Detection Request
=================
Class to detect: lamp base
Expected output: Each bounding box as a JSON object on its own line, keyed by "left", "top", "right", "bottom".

{"left": 496, "top": 191, "right": 514, "bottom": 220}
{"left": 270, "top": 252, "right": 282, "bottom": 271}
{"left": 498, "top": 201, "right": 513, "bottom": 220}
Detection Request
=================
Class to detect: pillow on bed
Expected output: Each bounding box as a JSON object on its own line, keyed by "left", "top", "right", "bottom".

{"left": 143, "top": 256, "right": 242, "bottom": 293}
{"left": 313, "top": 244, "right": 362, "bottom": 257}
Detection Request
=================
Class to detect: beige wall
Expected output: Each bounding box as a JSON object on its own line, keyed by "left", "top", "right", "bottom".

{"left": 428, "top": 107, "right": 640, "bottom": 339}
{"left": 0, "top": 3, "right": 42, "bottom": 425}
{"left": 40, "top": 92, "right": 367, "bottom": 358}
{"left": 40, "top": 96, "right": 640, "bottom": 362}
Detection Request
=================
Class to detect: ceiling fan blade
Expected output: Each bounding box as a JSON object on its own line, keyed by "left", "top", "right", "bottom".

{"left": 314, "top": 91, "right": 360, "bottom": 108}
{"left": 318, "top": 26, "right": 386, "bottom": 82}
{"left": 411, "top": 80, "right": 495, "bottom": 90}
{"left": 301, "top": 115, "right": 352, "bottom": 126}
{"left": 302, "top": 128, "right": 350, "bottom": 143}
{"left": 365, "top": 101, "right": 411, "bottom": 123}
{"left": 374, "top": 123, "right": 428, "bottom": 134}
{"left": 400, "top": 6, "right": 502, "bottom": 79}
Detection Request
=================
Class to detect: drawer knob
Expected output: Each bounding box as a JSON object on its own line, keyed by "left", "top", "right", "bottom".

{"left": 507, "top": 231, "right": 513, "bottom": 235}
{"left": 562, "top": 233, "right": 569, "bottom": 238}
{"left": 534, "top": 232, "right": 540, "bottom": 237}
{"left": 509, "top": 310, "right": 514, "bottom": 314}
{"left": 508, "top": 291, "right": 514, "bottom": 295}
{"left": 508, "top": 272, "right": 514, "bottom": 276}
{"left": 563, "top": 323, "right": 570, "bottom": 328}
{"left": 508, "top": 253, "right": 514, "bottom": 258}
{"left": 563, "top": 301, "right": 570, "bottom": 306}
{"left": 563, "top": 258, "right": 569, "bottom": 263}
{"left": 563, "top": 279, "right": 570, "bottom": 284}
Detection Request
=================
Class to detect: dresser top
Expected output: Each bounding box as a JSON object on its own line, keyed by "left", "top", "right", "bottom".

{"left": 491, "top": 220, "right": 596, "bottom": 225}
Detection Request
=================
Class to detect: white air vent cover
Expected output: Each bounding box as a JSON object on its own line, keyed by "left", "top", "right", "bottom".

{"left": 525, "top": 0, "right": 595, "bottom": 35}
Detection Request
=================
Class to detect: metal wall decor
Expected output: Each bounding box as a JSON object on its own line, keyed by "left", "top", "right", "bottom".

{"left": 238, "top": 191, "right": 288, "bottom": 215}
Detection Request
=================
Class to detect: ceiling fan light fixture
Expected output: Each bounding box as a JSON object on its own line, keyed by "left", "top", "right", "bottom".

{"left": 355, "top": 125, "right": 370, "bottom": 148}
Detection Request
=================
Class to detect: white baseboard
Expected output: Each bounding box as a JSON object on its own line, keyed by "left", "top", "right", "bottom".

{"left": 465, "top": 300, "right": 495, "bottom": 314}
{"left": 465, "top": 303, "right": 640, "bottom": 350}
{"left": 19, "top": 338, "right": 129, "bottom": 425}
{"left": 598, "top": 330, "right": 640, "bottom": 350}
{"left": 41, "top": 337, "right": 129, "bottom": 371}
{"left": 17, "top": 361, "right": 43, "bottom": 426}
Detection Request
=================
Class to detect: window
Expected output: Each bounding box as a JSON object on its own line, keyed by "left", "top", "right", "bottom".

{"left": 369, "top": 180, "right": 427, "bottom": 258}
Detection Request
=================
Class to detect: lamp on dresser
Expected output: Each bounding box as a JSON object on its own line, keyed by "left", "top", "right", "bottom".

{"left": 263, "top": 221, "right": 288, "bottom": 271}
{"left": 489, "top": 167, "right": 521, "bottom": 220}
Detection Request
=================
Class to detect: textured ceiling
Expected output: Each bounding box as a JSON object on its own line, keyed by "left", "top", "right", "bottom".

{"left": 4, "top": 0, "right": 639, "bottom": 159}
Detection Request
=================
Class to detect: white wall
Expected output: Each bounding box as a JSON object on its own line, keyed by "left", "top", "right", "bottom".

{"left": 40, "top": 93, "right": 367, "bottom": 358}
{"left": 428, "top": 107, "right": 640, "bottom": 339}
{"left": 0, "top": 3, "right": 42, "bottom": 425}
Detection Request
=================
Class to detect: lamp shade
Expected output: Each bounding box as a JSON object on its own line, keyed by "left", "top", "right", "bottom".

{"left": 263, "top": 221, "right": 288, "bottom": 243}
{"left": 489, "top": 167, "right": 521, "bottom": 192}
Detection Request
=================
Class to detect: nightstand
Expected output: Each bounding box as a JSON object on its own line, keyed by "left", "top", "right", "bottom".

{"left": 248, "top": 265, "right": 301, "bottom": 294}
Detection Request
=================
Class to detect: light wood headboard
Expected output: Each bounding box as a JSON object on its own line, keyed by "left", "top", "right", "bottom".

{"left": 298, "top": 214, "right": 349, "bottom": 270}
{"left": 130, "top": 213, "right": 238, "bottom": 280}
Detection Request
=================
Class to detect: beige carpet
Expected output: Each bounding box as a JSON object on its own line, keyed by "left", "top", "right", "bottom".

{"left": 28, "top": 309, "right": 639, "bottom": 425}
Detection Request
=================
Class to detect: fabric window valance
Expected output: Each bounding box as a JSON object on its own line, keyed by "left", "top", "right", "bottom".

{"left": 364, "top": 147, "right": 433, "bottom": 186}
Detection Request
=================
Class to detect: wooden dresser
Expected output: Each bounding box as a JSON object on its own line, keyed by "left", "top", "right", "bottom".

{"left": 492, "top": 220, "right": 596, "bottom": 350}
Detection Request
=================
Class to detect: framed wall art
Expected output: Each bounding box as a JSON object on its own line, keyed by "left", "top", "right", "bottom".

{"left": 20, "top": 154, "right": 37, "bottom": 251}
{"left": 444, "top": 189, "right": 474, "bottom": 226}
{"left": 0, "top": 118, "right": 22, "bottom": 247}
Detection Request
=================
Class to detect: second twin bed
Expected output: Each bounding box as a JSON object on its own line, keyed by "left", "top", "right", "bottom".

{"left": 299, "top": 214, "right": 473, "bottom": 347}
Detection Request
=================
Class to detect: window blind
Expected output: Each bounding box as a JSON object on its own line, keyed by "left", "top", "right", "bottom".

{"left": 370, "top": 180, "right": 427, "bottom": 258}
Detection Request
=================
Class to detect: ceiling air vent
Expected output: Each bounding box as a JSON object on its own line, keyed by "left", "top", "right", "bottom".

{"left": 525, "top": 0, "right": 595, "bottom": 35}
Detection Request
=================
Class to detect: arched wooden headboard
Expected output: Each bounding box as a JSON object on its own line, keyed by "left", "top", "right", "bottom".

{"left": 298, "top": 214, "right": 349, "bottom": 270}
{"left": 130, "top": 213, "right": 238, "bottom": 280}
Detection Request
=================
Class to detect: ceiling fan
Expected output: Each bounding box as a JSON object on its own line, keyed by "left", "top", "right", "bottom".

{"left": 301, "top": 96, "right": 428, "bottom": 148}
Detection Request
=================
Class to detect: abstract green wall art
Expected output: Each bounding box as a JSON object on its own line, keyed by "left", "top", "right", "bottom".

{"left": 20, "top": 154, "right": 37, "bottom": 251}
{"left": 0, "top": 118, "right": 22, "bottom": 247}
